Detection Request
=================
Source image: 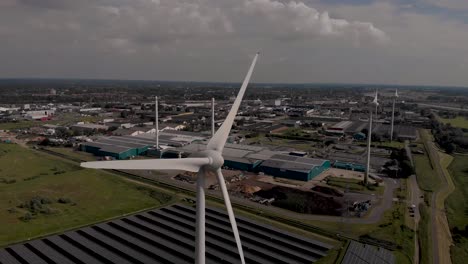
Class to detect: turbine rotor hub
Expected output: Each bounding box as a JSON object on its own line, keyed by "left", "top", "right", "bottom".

{"left": 200, "top": 150, "right": 224, "bottom": 170}
{"left": 193, "top": 150, "right": 224, "bottom": 170}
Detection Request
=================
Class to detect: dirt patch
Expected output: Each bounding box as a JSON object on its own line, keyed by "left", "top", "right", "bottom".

{"left": 254, "top": 186, "right": 344, "bottom": 216}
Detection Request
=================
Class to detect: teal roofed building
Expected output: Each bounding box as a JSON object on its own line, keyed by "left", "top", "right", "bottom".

{"left": 259, "top": 154, "right": 331, "bottom": 181}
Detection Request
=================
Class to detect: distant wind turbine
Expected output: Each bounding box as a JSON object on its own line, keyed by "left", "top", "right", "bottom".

{"left": 364, "top": 91, "right": 379, "bottom": 186}
{"left": 81, "top": 53, "right": 260, "bottom": 264}
{"left": 374, "top": 89, "right": 379, "bottom": 118}
{"left": 390, "top": 89, "right": 398, "bottom": 142}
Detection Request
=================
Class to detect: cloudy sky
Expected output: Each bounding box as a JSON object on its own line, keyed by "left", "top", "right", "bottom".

{"left": 1, "top": 0, "right": 468, "bottom": 86}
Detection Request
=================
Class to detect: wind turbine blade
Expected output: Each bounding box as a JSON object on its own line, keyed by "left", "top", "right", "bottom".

{"left": 215, "top": 169, "right": 245, "bottom": 264}
{"left": 207, "top": 53, "right": 259, "bottom": 152}
{"left": 81, "top": 157, "right": 210, "bottom": 172}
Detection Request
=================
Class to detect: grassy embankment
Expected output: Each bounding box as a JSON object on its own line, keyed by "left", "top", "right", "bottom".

{"left": 438, "top": 116, "right": 468, "bottom": 129}
{"left": 0, "top": 143, "right": 174, "bottom": 247}
{"left": 414, "top": 129, "right": 456, "bottom": 264}
{"left": 412, "top": 131, "right": 438, "bottom": 264}
{"left": 446, "top": 155, "right": 468, "bottom": 264}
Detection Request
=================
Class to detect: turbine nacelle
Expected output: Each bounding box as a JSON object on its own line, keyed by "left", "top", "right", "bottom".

{"left": 191, "top": 149, "right": 224, "bottom": 171}
{"left": 371, "top": 91, "right": 379, "bottom": 106}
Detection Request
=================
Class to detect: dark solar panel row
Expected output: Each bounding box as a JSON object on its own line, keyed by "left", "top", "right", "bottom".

{"left": 341, "top": 241, "right": 395, "bottom": 264}
{"left": 0, "top": 204, "right": 332, "bottom": 264}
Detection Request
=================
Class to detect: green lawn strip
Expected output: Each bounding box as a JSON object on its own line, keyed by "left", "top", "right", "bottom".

{"left": 413, "top": 153, "right": 440, "bottom": 192}
{"left": 44, "top": 147, "right": 97, "bottom": 161}
{"left": 439, "top": 116, "right": 468, "bottom": 129}
{"left": 450, "top": 237, "right": 468, "bottom": 264}
{"left": 418, "top": 202, "right": 432, "bottom": 264}
{"left": 445, "top": 155, "right": 468, "bottom": 230}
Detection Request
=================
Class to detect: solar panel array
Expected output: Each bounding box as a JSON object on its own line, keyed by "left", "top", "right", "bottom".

{"left": 341, "top": 241, "right": 395, "bottom": 264}
{"left": 0, "top": 204, "right": 332, "bottom": 264}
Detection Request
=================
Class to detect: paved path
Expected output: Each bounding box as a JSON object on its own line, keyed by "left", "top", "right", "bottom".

{"left": 408, "top": 174, "right": 422, "bottom": 264}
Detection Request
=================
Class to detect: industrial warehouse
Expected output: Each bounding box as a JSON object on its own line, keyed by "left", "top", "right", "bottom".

{"left": 81, "top": 130, "right": 206, "bottom": 160}
{"left": 259, "top": 154, "right": 331, "bottom": 181}
{"left": 326, "top": 120, "right": 418, "bottom": 141}
{"left": 0, "top": 204, "right": 333, "bottom": 264}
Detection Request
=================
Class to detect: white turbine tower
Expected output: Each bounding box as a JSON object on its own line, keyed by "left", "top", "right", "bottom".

{"left": 155, "top": 96, "right": 159, "bottom": 150}
{"left": 81, "top": 53, "right": 259, "bottom": 264}
{"left": 390, "top": 89, "right": 398, "bottom": 142}
{"left": 374, "top": 89, "right": 379, "bottom": 119}
{"left": 211, "top": 97, "right": 215, "bottom": 137}
{"left": 364, "top": 91, "right": 379, "bottom": 186}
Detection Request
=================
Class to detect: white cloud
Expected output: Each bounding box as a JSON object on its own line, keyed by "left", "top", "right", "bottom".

{"left": 238, "top": 0, "right": 387, "bottom": 43}
{"left": 3, "top": 0, "right": 387, "bottom": 50}
{"left": 1, "top": 0, "right": 467, "bottom": 86}
{"left": 425, "top": 0, "right": 468, "bottom": 10}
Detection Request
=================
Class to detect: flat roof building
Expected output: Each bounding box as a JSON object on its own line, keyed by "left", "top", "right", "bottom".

{"left": 259, "top": 154, "right": 331, "bottom": 181}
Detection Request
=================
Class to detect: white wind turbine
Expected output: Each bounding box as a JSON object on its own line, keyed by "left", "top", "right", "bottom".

{"left": 364, "top": 90, "right": 379, "bottom": 186}
{"left": 81, "top": 53, "right": 259, "bottom": 264}
{"left": 390, "top": 89, "right": 398, "bottom": 142}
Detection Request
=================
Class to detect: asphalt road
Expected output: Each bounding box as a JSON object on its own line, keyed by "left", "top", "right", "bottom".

{"left": 408, "top": 174, "right": 422, "bottom": 264}
{"left": 405, "top": 141, "right": 422, "bottom": 264}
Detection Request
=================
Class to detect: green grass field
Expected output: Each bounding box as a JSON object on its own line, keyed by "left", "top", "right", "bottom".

{"left": 439, "top": 116, "right": 468, "bottom": 129}
{"left": 413, "top": 152, "right": 440, "bottom": 192}
{"left": 446, "top": 155, "right": 468, "bottom": 264}
{"left": 0, "top": 143, "right": 173, "bottom": 246}
{"left": 446, "top": 155, "right": 468, "bottom": 229}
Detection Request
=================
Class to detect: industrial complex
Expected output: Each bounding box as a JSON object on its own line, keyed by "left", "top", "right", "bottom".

{"left": 80, "top": 135, "right": 334, "bottom": 182}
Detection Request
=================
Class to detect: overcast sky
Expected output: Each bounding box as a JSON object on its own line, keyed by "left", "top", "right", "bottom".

{"left": 1, "top": 0, "right": 468, "bottom": 86}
